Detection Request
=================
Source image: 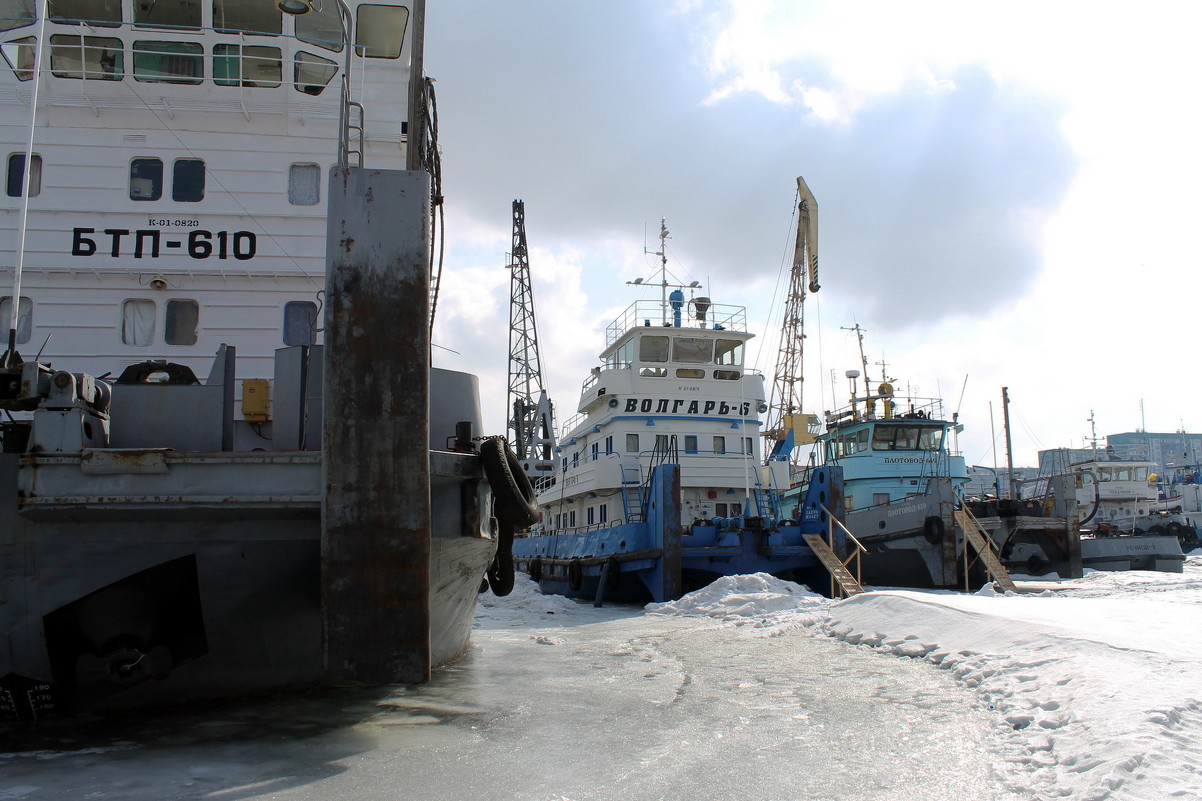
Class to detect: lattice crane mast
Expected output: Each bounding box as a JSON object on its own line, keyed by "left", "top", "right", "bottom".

{"left": 506, "top": 200, "right": 558, "bottom": 483}
{"left": 765, "top": 176, "right": 821, "bottom": 465}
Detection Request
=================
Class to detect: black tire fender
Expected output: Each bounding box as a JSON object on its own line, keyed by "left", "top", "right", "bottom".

{"left": 480, "top": 436, "right": 539, "bottom": 528}
{"left": 922, "top": 515, "right": 945, "bottom": 544}
{"left": 604, "top": 555, "right": 621, "bottom": 592}
{"left": 567, "top": 560, "right": 584, "bottom": 592}
{"left": 528, "top": 557, "right": 543, "bottom": 583}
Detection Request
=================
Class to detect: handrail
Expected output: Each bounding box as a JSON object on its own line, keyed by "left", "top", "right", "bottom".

{"left": 820, "top": 503, "right": 867, "bottom": 553}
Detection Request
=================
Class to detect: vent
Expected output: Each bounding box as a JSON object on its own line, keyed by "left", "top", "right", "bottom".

{"left": 123, "top": 134, "right": 148, "bottom": 144}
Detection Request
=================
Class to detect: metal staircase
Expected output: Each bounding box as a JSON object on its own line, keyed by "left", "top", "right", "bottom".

{"left": 802, "top": 533, "right": 864, "bottom": 598}
{"left": 954, "top": 508, "right": 1018, "bottom": 592}
{"left": 750, "top": 485, "right": 781, "bottom": 524}
{"left": 620, "top": 463, "right": 644, "bottom": 523}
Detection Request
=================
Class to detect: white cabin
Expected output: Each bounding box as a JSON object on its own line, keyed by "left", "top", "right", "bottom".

{"left": 537, "top": 293, "right": 773, "bottom": 531}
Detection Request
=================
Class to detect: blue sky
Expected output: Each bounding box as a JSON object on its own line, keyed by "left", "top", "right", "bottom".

{"left": 422, "top": 1, "right": 1202, "bottom": 467}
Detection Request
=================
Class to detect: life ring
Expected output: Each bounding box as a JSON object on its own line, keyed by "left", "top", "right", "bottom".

{"left": 480, "top": 436, "right": 539, "bottom": 528}
{"left": 922, "top": 516, "right": 944, "bottom": 544}
{"left": 528, "top": 557, "right": 543, "bottom": 583}
{"left": 604, "top": 555, "right": 621, "bottom": 592}
{"left": 567, "top": 560, "right": 584, "bottom": 592}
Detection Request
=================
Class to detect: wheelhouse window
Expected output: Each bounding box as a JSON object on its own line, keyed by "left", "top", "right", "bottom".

{"left": 715, "top": 338, "right": 743, "bottom": 365}
{"left": 283, "top": 301, "right": 318, "bottom": 346}
{"left": 172, "top": 159, "right": 204, "bottom": 202}
{"left": 0, "top": 296, "right": 32, "bottom": 344}
{"left": 133, "top": 40, "right": 203, "bottom": 84}
{"left": 6, "top": 153, "right": 41, "bottom": 197}
{"left": 0, "top": 0, "right": 34, "bottom": 32}
{"left": 713, "top": 435, "right": 726, "bottom": 454}
{"left": 133, "top": 0, "right": 200, "bottom": 30}
{"left": 50, "top": 34, "right": 123, "bottom": 79}
{"left": 288, "top": 163, "right": 320, "bottom": 205}
{"left": 684, "top": 435, "right": 698, "bottom": 454}
{"left": 49, "top": 0, "right": 120, "bottom": 26}
{"left": 164, "top": 299, "right": 198, "bottom": 345}
{"left": 293, "top": 50, "right": 337, "bottom": 95}
{"left": 639, "top": 335, "right": 668, "bottom": 362}
{"left": 295, "top": 2, "right": 342, "bottom": 52}
{"left": 713, "top": 369, "right": 740, "bottom": 380}
{"left": 1, "top": 36, "right": 35, "bottom": 80}
{"left": 872, "top": 424, "right": 944, "bottom": 451}
{"left": 214, "top": 44, "right": 282, "bottom": 87}
{"left": 129, "top": 158, "right": 162, "bottom": 200}
{"left": 121, "top": 298, "right": 155, "bottom": 346}
{"left": 675, "top": 368, "right": 704, "bottom": 379}
{"left": 625, "top": 433, "right": 638, "bottom": 453}
{"left": 672, "top": 336, "right": 712, "bottom": 364}
{"left": 356, "top": 3, "right": 408, "bottom": 58}
{"left": 213, "top": 0, "right": 281, "bottom": 35}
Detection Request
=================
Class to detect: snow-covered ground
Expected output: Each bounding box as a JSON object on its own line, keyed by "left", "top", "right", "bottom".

{"left": 538, "top": 552, "right": 1200, "bottom": 801}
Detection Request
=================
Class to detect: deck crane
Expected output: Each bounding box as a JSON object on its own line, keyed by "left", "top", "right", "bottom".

{"left": 505, "top": 200, "right": 558, "bottom": 484}
{"left": 765, "top": 175, "right": 822, "bottom": 466}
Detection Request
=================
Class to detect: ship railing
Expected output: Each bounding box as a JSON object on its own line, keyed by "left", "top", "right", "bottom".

{"left": 605, "top": 300, "right": 747, "bottom": 347}
{"left": 824, "top": 395, "right": 949, "bottom": 424}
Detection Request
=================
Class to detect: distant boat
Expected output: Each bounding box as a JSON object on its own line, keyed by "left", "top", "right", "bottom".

{"left": 511, "top": 221, "right": 844, "bottom": 603}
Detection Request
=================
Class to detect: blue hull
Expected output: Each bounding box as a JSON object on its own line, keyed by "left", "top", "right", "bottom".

{"left": 512, "top": 465, "right": 845, "bottom": 602}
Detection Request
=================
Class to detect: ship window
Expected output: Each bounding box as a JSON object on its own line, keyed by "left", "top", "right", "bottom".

{"left": 295, "top": 2, "right": 342, "bottom": 52}
{"left": 639, "top": 335, "right": 668, "bottom": 362}
{"left": 6, "top": 153, "right": 41, "bottom": 197}
{"left": 684, "top": 435, "right": 698, "bottom": 454}
{"left": 172, "top": 159, "right": 204, "bottom": 202}
{"left": 0, "top": 296, "right": 32, "bottom": 344}
{"left": 625, "top": 433, "right": 638, "bottom": 453}
{"left": 743, "top": 437, "right": 754, "bottom": 455}
{"left": 288, "top": 163, "right": 321, "bottom": 205}
{"left": 1134, "top": 466, "right": 1149, "bottom": 481}
{"left": 639, "top": 367, "right": 667, "bottom": 377}
{"left": 654, "top": 434, "right": 668, "bottom": 453}
{"left": 293, "top": 50, "right": 337, "bottom": 95}
{"left": 1, "top": 0, "right": 34, "bottom": 31}
{"left": 213, "top": 0, "right": 281, "bottom": 35}
{"left": 164, "top": 299, "right": 198, "bottom": 345}
{"left": 604, "top": 436, "right": 612, "bottom": 454}
{"left": 133, "top": 0, "right": 199, "bottom": 30}
{"left": 599, "top": 504, "right": 607, "bottom": 523}
{"left": 675, "top": 368, "right": 704, "bottom": 379}
{"left": 49, "top": 0, "right": 119, "bottom": 26}
{"left": 133, "top": 40, "right": 203, "bottom": 84}
{"left": 873, "top": 493, "right": 891, "bottom": 506}
{"left": 713, "top": 369, "right": 740, "bottom": 380}
{"left": 1, "top": 36, "right": 35, "bottom": 80}
{"left": 715, "top": 339, "right": 743, "bottom": 366}
{"left": 120, "top": 298, "right": 155, "bottom": 346}
{"left": 50, "top": 34, "right": 123, "bottom": 79}
{"left": 355, "top": 3, "right": 408, "bottom": 59}
{"left": 569, "top": 510, "right": 576, "bottom": 527}
{"left": 917, "top": 426, "right": 944, "bottom": 451}
{"left": 572, "top": 452, "right": 578, "bottom": 468}
{"left": 713, "top": 435, "right": 726, "bottom": 454}
{"left": 283, "top": 301, "right": 318, "bottom": 346}
{"left": 591, "top": 443, "right": 598, "bottom": 461}
{"left": 214, "top": 44, "right": 282, "bottom": 87}
{"left": 673, "top": 336, "right": 712, "bottom": 364}
{"left": 587, "top": 506, "right": 595, "bottom": 525}
{"left": 129, "top": 158, "right": 162, "bottom": 201}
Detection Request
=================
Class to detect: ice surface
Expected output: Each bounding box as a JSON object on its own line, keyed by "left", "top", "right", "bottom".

{"left": 2, "top": 555, "right": 1199, "bottom": 800}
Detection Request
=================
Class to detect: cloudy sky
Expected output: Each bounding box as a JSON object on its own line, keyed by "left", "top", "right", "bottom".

{"left": 421, "top": 0, "right": 1202, "bottom": 468}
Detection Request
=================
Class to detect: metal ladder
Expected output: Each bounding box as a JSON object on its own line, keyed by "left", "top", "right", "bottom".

{"left": 620, "top": 463, "right": 644, "bottom": 523}
{"left": 802, "top": 533, "right": 864, "bottom": 597}
{"left": 954, "top": 508, "right": 1018, "bottom": 592}
{"left": 750, "top": 485, "right": 781, "bottom": 524}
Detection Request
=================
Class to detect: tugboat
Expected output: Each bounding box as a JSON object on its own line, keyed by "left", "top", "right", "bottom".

{"left": 511, "top": 221, "right": 841, "bottom": 603}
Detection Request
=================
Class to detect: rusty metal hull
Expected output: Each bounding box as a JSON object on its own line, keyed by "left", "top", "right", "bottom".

{"left": 0, "top": 443, "right": 494, "bottom": 720}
